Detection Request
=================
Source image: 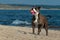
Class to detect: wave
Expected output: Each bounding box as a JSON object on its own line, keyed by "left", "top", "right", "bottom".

{"left": 11, "top": 19, "right": 31, "bottom": 25}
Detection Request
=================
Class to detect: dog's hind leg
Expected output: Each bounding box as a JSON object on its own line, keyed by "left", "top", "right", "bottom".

{"left": 44, "top": 23, "right": 48, "bottom": 36}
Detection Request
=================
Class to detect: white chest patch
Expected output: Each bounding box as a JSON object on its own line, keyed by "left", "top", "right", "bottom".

{"left": 34, "top": 14, "right": 38, "bottom": 27}
{"left": 34, "top": 15, "right": 38, "bottom": 23}
{"left": 34, "top": 13, "right": 39, "bottom": 25}
{"left": 33, "top": 8, "right": 39, "bottom": 23}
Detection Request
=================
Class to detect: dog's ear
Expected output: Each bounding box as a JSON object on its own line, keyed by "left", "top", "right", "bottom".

{"left": 37, "top": 7, "right": 41, "bottom": 10}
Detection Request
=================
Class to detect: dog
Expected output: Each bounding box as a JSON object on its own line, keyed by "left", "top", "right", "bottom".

{"left": 30, "top": 7, "right": 48, "bottom": 36}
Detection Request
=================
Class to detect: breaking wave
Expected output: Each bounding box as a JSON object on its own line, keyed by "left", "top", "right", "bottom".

{"left": 11, "top": 19, "right": 31, "bottom": 26}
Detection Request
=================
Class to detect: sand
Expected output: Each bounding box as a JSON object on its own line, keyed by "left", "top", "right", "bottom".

{"left": 0, "top": 25, "right": 60, "bottom": 40}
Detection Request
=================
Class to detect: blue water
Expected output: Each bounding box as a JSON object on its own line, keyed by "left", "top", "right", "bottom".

{"left": 0, "top": 10, "right": 60, "bottom": 26}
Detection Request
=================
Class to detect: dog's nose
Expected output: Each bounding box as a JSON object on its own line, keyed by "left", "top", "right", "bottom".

{"left": 31, "top": 10, "right": 34, "bottom": 13}
{"left": 30, "top": 10, "right": 36, "bottom": 15}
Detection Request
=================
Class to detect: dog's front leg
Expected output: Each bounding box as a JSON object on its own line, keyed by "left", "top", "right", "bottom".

{"left": 32, "top": 22, "right": 35, "bottom": 34}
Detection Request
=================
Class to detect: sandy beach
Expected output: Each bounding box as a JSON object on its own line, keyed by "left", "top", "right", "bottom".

{"left": 0, "top": 25, "right": 60, "bottom": 40}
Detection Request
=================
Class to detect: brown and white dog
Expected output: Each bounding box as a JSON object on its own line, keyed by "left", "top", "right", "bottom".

{"left": 30, "top": 7, "right": 48, "bottom": 36}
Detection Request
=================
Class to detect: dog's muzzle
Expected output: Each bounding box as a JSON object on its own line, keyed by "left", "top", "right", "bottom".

{"left": 30, "top": 10, "right": 36, "bottom": 15}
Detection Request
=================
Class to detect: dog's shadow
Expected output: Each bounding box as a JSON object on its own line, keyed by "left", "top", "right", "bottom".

{"left": 17, "top": 30, "right": 37, "bottom": 35}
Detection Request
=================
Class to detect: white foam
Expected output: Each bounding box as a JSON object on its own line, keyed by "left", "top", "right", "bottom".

{"left": 11, "top": 19, "right": 31, "bottom": 25}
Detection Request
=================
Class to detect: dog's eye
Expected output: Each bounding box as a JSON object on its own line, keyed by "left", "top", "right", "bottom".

{"left": 35, "top": 8, "right": 36, "bottom": 10}
{"left": 31, "top": 8, "right": 33, "bottom": 10}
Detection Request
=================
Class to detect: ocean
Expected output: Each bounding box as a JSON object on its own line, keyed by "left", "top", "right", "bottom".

{"left": 0, "top": 10, "right": 60, "bottom": 27}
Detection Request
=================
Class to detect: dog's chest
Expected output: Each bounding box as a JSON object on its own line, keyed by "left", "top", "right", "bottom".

{"left": 34, "top": 14, "right": 38, "bottom": 23}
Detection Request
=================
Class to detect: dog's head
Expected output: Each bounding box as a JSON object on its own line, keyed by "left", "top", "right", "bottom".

{"left": 30, "top": 7, "right": 41, "bottom": 15}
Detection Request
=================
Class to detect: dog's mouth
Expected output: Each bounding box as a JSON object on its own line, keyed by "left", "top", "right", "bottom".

{"left": 30, "top": 9, "right": 36, "bottom": 15}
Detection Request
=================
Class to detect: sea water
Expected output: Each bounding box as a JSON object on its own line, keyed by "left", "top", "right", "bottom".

{"left": 0, "top": 10, "right": 60, "bottom": 26}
